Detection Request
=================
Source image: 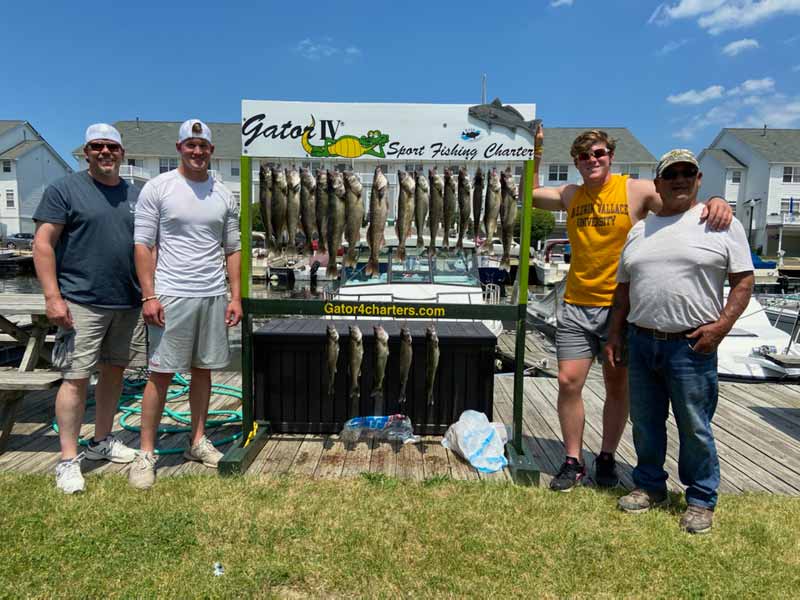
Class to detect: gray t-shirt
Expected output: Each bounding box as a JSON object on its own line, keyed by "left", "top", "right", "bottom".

{"left": 33, "top": 170, "right": 141, "bottom": 308}
{"left": 617, "top": 203, "right": 754, "bottom": 332}
{"left": 134, "top": 169, "right": 241, "bottom": 297}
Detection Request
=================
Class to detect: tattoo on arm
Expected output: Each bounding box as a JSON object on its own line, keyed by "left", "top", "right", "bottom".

{"left": 718, "top": 271, "right": 754, "bottom": 332}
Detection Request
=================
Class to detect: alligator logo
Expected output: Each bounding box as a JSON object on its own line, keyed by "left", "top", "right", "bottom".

{"left": 301, "top": 115, "right": 389, "bottom": 158}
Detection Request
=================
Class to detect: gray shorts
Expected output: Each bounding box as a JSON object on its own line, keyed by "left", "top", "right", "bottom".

{"left": 53, "top": 302, "right": 147, "bottom": 380}
{"left": 147, "top": 295, "right": 230, "bottom": 373}
{"left": 555, "top": 301, "right": 613, "bottom": 362}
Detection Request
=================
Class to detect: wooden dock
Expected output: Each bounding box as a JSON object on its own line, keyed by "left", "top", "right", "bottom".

{"left": 1, "top": 369, "right": 800, "bottom": 494}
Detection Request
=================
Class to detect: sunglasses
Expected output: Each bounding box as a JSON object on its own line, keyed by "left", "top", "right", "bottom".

{"left": 87, "top": 142, "right": 121, "bottom": 152}
{"left": 576, "top": 148, "right": 611, "bottom": 161}
{"left": 660, "top": 166, "right": 699, "bottom": 180}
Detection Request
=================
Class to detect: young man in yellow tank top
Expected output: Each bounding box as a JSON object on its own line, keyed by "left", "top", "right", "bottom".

{"left": 532, "top": 128, "right": 732, "bottom": 492}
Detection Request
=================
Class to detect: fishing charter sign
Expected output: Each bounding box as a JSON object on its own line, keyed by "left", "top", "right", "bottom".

{"left": 241, "top": 99, "right": 538, "bottom": 161}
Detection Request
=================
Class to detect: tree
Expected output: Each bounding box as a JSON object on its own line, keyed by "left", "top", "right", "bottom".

{"left": 513, "top": 207, "right": 555, "bottom": 245}
{"left": 250, "top": 203, "right": 265, "bottom": 232}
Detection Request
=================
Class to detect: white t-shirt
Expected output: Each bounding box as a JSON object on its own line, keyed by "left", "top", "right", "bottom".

{"left": 617, "top": 203, "right": 753, "bottom": 332}
{"left": 134, "top": 169, "right": 241, "bottom": 297}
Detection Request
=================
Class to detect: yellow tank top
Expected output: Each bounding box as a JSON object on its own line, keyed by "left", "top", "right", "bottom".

{"left": 564, "top": 174, "right": 632, "bottom": 306}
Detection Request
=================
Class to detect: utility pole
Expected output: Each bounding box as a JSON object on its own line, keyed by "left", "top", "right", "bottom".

{"left": 481, "top": 74, "right": 486, "bottom": 104}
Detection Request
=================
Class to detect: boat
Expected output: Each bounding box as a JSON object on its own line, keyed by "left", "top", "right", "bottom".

{"left": 325, "top": 247, "right": 503, "bottom": 338}
{"left": 533, "top": 238, "right": 570, "bottom": 286}
{"left": 526, "top": 282, "right": 800, "bottom": 382}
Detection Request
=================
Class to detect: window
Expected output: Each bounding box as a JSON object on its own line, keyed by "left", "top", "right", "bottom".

{"left": 2, "top": 160, "right": 10, "bottom": 173}
{"left": 5, "top": 190, "right": 14, "bottom": 208}
{"left": 231, "top": 164, "right": 240, "bottom": 177}
{"left": 783, "top": 167, "right": 800, "bottom": 183}
{"left": 728, "top": 201, "right": 737, "bottom": 217}
{"left": 731, "top": 170, "right": 742, "bottom": 184}
{"left": 781, "top": 198, "right": 800, "bottom": 215}
{"left": 127, "top": 159, "right": 137, "bottom": 167}
{"left": 405, "top": 163, "right": 424, "bottom": 173}
{"left": 617, "top": 165, "right": 640, "bottom": 179}
{"left": 159, "top": 158, "right": 178, "bottom": 174}
{"left": 548, "top": 164, "right": 568, "bottom": 182}
{"left": 514, "top": 166, "right": 524, "bottom": 177}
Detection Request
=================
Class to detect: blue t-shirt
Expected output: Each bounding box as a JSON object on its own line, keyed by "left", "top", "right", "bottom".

{"left": 34, "top": 170, "right": 141, "bottom": 308}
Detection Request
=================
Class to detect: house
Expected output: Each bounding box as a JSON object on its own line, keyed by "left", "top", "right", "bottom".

{"left": 698, "top": 127, "right": 800, "bottom": 257}
{"left": 0, "top": 120, "right": 73, "bottom": 237}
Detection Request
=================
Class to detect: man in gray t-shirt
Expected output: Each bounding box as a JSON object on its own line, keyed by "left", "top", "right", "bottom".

{"left": 605, "top": 149, "right": 754, "bottom": 535}
{"left": 33, "top": 123, "right": 146, "bottom": 494}
{"left": 129, "top": 119, "right": 242, "bottom": 490}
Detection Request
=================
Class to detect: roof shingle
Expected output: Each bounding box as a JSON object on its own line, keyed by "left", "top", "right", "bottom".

{"left": 724, "top": 128, "right": 800, "bottom": 163}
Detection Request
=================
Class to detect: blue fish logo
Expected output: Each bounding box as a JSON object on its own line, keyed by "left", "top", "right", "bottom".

{"left": 461, "top": 128, "right": 481, "bottom": 141}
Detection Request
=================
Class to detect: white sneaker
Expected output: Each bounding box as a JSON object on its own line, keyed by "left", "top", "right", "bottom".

{"left": 55, "top": 454, "right": 85, "bottom": 494}
{"left": 183, "top": 435, "right": 224, "bottom": 468}
{"left": 85, "top": 434, "right": 137, "bottom": 463}
{"left": 128, "top": 451, "right": 157, "bottom": 490}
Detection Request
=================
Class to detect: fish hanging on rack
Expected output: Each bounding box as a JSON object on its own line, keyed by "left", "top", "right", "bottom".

{"left": 398, "top": 326, "right": 413, "bottom": 405}
{"left": 499, "top": 168, "right": 518, "bottom": 272}
{"left": 442, "top": 168, "right": 457, "bottom": 250}
{"left": 428, "top": 168, "right": 444, "bottom": 257}
{"left": 326, "top": 170, "right": 347, "bottom": 278}
{"left": 414, "top": 170, "right": 430, "bottom": 250}
{"left": 258, "top": 164, "right": 273, "bottom": 255}
{"left": 457, "top": 167, "right": 472, "bottom": 251}
{"left": 472, "top": 168, "right": 484, "bottom": 244}
{"left": 286, "top": 166, "right": 301, "bottom": 255}
{"left": 483, "top": 168, "right": 501, "bottom": 255}
{"left": 366, "top": 166, "right": 388, "bottom": 277}
{"left": 326, "top": 324, "right": 339, "bottom": 399}
{"left": 395, "top": 170, "right": 416, "bottom": 261}
{"left": 343, "top": 172, "right": 364, "bottom": 268}
{"left": 371, "top": 325, "right": 389, "bottom": 414}
{"left": 349, "top": 325, "right": 364, "bottom": 417}
{"left": 299, "top": 167, "right": 317, "bottom": 256}
{"left": 315, "top": 169, "right": 328, "bottom": 254}
{"left": 425, "top": 326, "right": 440, "bottom": 406}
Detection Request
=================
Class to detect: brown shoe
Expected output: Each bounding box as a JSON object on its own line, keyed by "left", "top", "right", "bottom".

{"left": 680, "top": 504, "right": 713, "bottom": 534}
{"left": 618, "top": 488, "right": 668, "bottom": 514}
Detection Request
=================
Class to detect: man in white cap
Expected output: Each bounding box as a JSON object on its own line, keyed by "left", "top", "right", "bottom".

{"left": 33, "top": 123, "right": 146, "bottom": 494}
{"left": 605, "top": 149, "right": 754, "bottom": 534}
{"left": 130, "top": 119, "right": 242, "bottom": 489}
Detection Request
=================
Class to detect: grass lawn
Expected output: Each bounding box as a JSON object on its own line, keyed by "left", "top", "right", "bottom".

{"left": 1, "top": 472, "right": 799, "bottom": 598}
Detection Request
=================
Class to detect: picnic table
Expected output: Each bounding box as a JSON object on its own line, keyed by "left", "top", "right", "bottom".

{"left": 0, "top": 294, "right": 62, "bottom": 452}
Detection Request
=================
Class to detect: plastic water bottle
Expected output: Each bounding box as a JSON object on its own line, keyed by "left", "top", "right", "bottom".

{"left": 340, "top": 415, "right": 419, "bottom": 444}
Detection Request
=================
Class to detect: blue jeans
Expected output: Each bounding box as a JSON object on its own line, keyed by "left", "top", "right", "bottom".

{"left": 627, "top": 328, "right": 720, "bottom": 509}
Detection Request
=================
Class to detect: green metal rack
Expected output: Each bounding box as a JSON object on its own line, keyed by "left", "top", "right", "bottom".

{"left": 220, "top": 155, "right": 540, "bottom": 485}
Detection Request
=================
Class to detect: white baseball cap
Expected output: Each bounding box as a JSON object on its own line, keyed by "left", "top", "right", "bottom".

{"left": 178, "top": 119, "right": 212, "bottom": 144}
{"left": 85, "top": 123, "right": 123, "bottom": 147}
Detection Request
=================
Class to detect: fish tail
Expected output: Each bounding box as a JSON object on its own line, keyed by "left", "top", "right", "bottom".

{"left": 396, "top": 245, "right": 405, "bottom": 260}
{"left": 365, "top": 257, "right": 378, "bottom": 277}
{"left": 326, "top": 263, "right": 338, "bottom": 278}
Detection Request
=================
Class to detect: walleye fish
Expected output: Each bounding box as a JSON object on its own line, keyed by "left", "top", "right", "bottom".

{"left": 349, "top": 325, "right": 364, "bottom": 418}
{"left": 397, "top": 326, "right": 413, "bottom": 405}
{"left": 326, "top": 324, "right": 339, "bottom": 398}
{"left": 315, "top": 169, "right": 328, "bottom": 254}
{"left": 442, "top": 168, "right": 457, "bottom": 250}
{"left": 343, "top": 171, "right": 365, "bottom": 268}
{"left": 300, "top": 168, "right": 317, "bottom": 255}
{"left": 456, "top": 168, "right": 472, "bottom": 251}
{"left": 395, "top": 170, "right": 416, "bottom": 261}
{"left": 371, "top": 325, "right": 389, "bottom": 414}
{"left": 258, "top": 164, "right": 273, "bottom": 254}
{"left": 499, "top": 168, "right": 518, "bottom": 271}
{"left": 366, "top": 167, "right": 388, "bottom": 277}
{"left": 326, "top": 170, "right": 347, "bottom": 278}
{"left": 483, "top": 168, "right": 502, "bottom": 254}
{"left": 414, "top": 170, "right": 430, "bottom": 249}
{"left": 425, "top": 326, "right": 440, "bottom": 406}
{"left": 428, "top": 168, "right": 444, "bottom": 257}
{"left": 271, "top": 167, "right": 288, "bottom": 251}
{"left": 286, "top": 166, "right": 301, "bottom": 254}
{"left": 472, "top": 168, "right": 484, "bottom": 243}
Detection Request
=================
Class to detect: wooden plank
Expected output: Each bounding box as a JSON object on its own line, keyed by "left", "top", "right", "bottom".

{"left": 287, "top": 434, "right": 325, "bottom": 477}
{"left": 419, "top": 435, "right": 451, "bottom": 479}
{"left": 395, "top": 440, "right": 425, "bottom": 481}
{"left": 245, "top": 434, "right": 281, "bottom": 476}
{"left": 368, "top": 439, "right": 396, "bottom": 477}
{"left": 340, "top": 436, "right": 373, "bottom": 479}
{"left": 314, "top": 435, "right": 347, "bottom": 479}
{"left": 260, "top": 435, "right": 304, "bottom": 476}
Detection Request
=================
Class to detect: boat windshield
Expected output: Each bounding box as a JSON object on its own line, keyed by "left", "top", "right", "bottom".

{"left": 339, "top": 248, "right": 482, "bottom": 288}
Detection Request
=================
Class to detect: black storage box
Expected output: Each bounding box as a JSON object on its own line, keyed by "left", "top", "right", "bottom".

{"left": 252, "top": 319, "right": 496, "bottom": 435}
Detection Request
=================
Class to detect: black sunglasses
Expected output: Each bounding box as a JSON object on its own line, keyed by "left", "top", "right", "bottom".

{"left": 660, "top": 166, "right": 699, "bottom": 180}
{"left": 576, "top": 148, "right": 611, "bottom": 161}
{"left": 87, "top": 142, "right": 121, "bottom": 152}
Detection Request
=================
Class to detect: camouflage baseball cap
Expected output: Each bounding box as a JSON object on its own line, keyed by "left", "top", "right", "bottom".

{"left": 656, "top": 148, "right": 699, "bottom": 178}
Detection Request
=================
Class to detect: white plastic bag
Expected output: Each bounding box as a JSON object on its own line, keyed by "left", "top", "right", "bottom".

{"left": 441, "top": 410, "right": 509, "bottom": 473}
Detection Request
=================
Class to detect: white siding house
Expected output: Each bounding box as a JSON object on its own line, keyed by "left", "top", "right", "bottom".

{"left": 0, "top": 121, "right": 72, "bottom": 237}
{"left": 699, "top": 128, "right": 800, "bottom": 256}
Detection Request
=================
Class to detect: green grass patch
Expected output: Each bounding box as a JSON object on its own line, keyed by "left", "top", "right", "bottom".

{"left": 1, "top": 473, "right": 799, "bottom": 598}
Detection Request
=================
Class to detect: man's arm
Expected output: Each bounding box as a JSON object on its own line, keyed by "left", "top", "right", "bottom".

{"left": 604, "top": 282, "right": 630, "bottom": 368}
{"left": 686, "top": 271, "right": 754, "bottom": 353}
{"left": 530, "top": 123, "right": 574, "bottom": 212}
{"left": 633, "top": 178, "right": 732, "bottom": 229}
{"left": 225, "top": 251, "right": 242, "bottom": 327}
{"left": 32, "top": 221, "right": 72, "bottom": 328}
{"left": 134, "top": 243, "right": 164, "bottom": 327}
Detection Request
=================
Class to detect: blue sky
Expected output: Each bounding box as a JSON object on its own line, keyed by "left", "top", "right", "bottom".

{"left": 3, "top": 0, "right": 799, "bottom": 166}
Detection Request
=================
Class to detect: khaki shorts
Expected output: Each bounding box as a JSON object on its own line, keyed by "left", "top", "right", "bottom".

{"left": 52, "top": 302, "right": 147, "bottom": 380}
{"left": 147, "top": 295, "right": 230, "bottom": 373}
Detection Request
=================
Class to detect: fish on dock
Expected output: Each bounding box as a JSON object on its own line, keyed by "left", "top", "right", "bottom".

{"left": 371, "top": 325, "right": 389, "bottom": 413}
{"left": 300, "top": 168, "right": 317, "bottom": 255}
{"left": 326, "top": 170, "right": 347, "bottom": 278}
{"left": 425, "top": 326, "right": 439, "bottom": 406}
{"left": 398, "top": 326, "right": 413, "bottom": 405}
{"left": 349, "top": 325, "right": 364, "bottom": 417}
{"left": 457, "top": 167, "right": 472, "bottom": 251}
{"left": 482, "top": 168, "right": 501, "bottom": 254}
{"left": 366, "top": 167, "right": 388, "bottom": 277}
{"left": 395, "top": 170, "right": 416, "bottom": 261}
{"left": 343, "top": 172, "right": 365, "bottom": 268}
{"left": 428, "top": 168, "right": 444, "bottom": 257}
{"left": 414, "top": 170, "right": 430, "bottom": 250}
{"left": 499, "top": 168, "right": 518, "bottom": 271}
{"left": 326, "top": 324, "right": 340, "bottom": 398}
